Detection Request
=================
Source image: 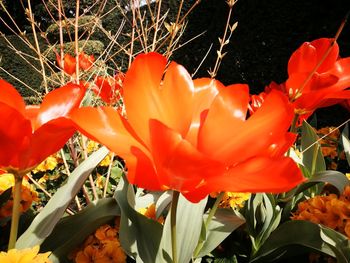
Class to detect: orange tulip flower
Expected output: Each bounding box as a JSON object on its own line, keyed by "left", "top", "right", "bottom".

{"left": 71, "top": 52, "right": 304, "bottom": 202}
{"left": 268, "top": 38, "right": 350, "bottom": 118}
{"left": 0, "top": 80, "right": 85, "bottom": 173}
{"left": 92, "top": 73, "right": 125, "bottom": 104}
{"left": 56, "top": 51, "right": 95, "bottom": 76}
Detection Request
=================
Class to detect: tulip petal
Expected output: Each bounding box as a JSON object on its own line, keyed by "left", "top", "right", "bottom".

{"left": 198, "top": 83, "right": 250, "bottom": 158}
{"left": 127, "top": 146, "right": 163, "bottom": 190}
{"left": 209, "top": 90, "right": 294, "bottom": 164}
{"left": 186, "top": 78, "right": 221, "bottom": 146}
{"left": 288, "top": 42, "right": 317, "bottom": 75}
{"left": 182, "top": 156, "right": 304, "bottom": 203}
{"left": 35, "top": 83, "right": 85, "bottom": 129}
{"left": 0, "top": 79, "right": 26, "bottom": 115}
{"left": 22, "top": 118, "right": 76, "bottom": 170}
{"left": 311, "top": 38, "right": 339, "bottom": 72}
{"left": 123, "top": 52, "right": 194, "bottom": 145}
{"left": 123, "top": 52, "right": 167, "bottom": 145}
{"left": 149, "top": 119, "right": 225, "bottom": 193}
{"left": 208, "top": 156, "right": 304, "bottom": 193}
{"left": 0, "top": 103, "right": 31, "bottom": 169}
{"left": 70, "top": 106, "right": 147, "bottom": 157}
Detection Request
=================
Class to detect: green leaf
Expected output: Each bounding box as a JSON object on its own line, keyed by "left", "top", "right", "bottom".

{"left": 341, "top": 123, "right": 350, "bottom": 165}
{"left": 42, "top": 198, "right": 120, "bottom": 263}
{"left": 196, "top": 209, "right": 245, "bottom": 258}
{"left": 251, "top": 220, "right": 350, "bottom": 263}
{"left": 156, "top": 194, "right": 207, "bottom": 263}
{"left": 115, "top": 175, "right": 163, "bottom": 263}
{"left": 301, "top": 121, "right": 326, "bottom": 175}
{"left": 16, "top": 146, "right": 110, "bottom": 249}
{"left": 285, "top": 170, "right": 349, "bottom": 200}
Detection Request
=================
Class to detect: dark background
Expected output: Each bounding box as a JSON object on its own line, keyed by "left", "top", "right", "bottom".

{"left": 174, "top": 0, "right": 350, "bottom": 126}
{"left": 176, "top": 0, "right": 350, "bottom": 92}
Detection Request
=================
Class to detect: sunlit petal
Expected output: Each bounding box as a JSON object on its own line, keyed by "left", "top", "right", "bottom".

{"left": 0, "top": 79, "right": 26, "bottom": 115}
{"left": 35, "top": 83, "right": 85, "bottom": 129}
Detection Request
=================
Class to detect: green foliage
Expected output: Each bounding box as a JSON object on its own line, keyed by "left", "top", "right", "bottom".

{"left": 115, "top": 175, "right": 163, "bottom": 262}
{"left": 250, "top": 220, "right": 350, "bottom": 263}
{"left": 243, "top": 194, "right": 282, "bottom": 254}
{"left": 45, "top": 15, "right": 103, "bottom": 43}
{"left": 0, "top": 34, "right": 46, "bottom": 96}
{"left": 156, "top": 194, "right": 207, "bottom": 263}
{"left": 42, "top": 198, "right": 120, "bottom": 263}
{"left": 196, "top": 209, "right": 246, "bottom": 258}
{"left": 341, "top": 123, "right": 350, "bottom": 165}
{"left": 301, "top": 121, "right": 326, "bottom": 176}
{"left": 15, "top": 147, "right": 109, "bottom": 249}
{"left": 44, "top": 40, "right": 105, "bottom": 61}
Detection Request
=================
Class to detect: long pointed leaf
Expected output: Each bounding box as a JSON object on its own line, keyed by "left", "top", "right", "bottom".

{"left": 156, "top": 194, "right": 207, "bottom": 263}
{"left": 301, "top": 121, "right": 326, "bottom": 175}
{"left": 197, "top": 209, "right": 245, "bottom": 258}
{"left": 16, "top": 146, "right": 109, "bottom": 249}
{"left": 115, "top": 175, "right": 163, "bottom": 263}
{"left": 43, "top": 198, "right": 120, "bottom": 263}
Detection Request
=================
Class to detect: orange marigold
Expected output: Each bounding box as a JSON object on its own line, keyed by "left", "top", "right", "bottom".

{"left": 292, "top": 185, "right": 350, "bottom": 238}
{"left": 72, "top": 221, "right": 126, "bottom": 263}
{"left": 0, "top": 173, "right": 39, "bottom": 218}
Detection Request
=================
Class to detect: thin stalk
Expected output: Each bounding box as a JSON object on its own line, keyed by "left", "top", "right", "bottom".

{"left": 27, "top": 0, "right": 48, "bottom": 94}
{"left": 311, "top": 143, "right": 320, "bottom": 176}
{"left": 129, "top": 1, "right": 136, "bottom": 68}
{"left": 171, "top": 191, "right": 180, "bottom": 263}
{"left": 301, "top": 118, "right": 350, "bottom": 155}
{"left": 103, "top": 153, "right": 114, "bottom": 198}
{"left": 210, "top": 3, "right": 235, "bottom": 78}
{"left": 290, "top": 113, "right": 299, "bottom": 134}
{"left": 58, "top": 0, "right": 65, "bottom": 83}
{"left": 75, "top": 0, "right": 80, "bottom": 83}
{"left": 287, "top": 113, "right": 299, "bottom": 157}
{"left": 166, "top": 0, "right": 184, "bottom": 58}
{"left": 193, "top": 191, "right": 224, "bottom": 257}
{"left": 80, "top": 135, "right": 99, "bottom": 200}
{"left": 151, "top": 0, "right": 162, "bottom": 51}
{"left": 8, "top": 173, "right": 24, "bottom": 250}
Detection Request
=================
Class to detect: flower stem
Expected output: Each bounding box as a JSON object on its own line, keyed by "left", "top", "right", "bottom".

{"left": 193, "top": 192, "right": 225, "bottom": 257}
{"left": 8, "top": 174, "right": 23, "bottom": 250}
{"left": 171, "top": 191, "right": 180, "bottom": 263}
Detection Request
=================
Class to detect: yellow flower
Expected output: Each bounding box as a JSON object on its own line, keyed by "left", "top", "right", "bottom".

{"left": 0, "top": 174, "right": 39, "bottom": 218}
{"left": 210, "top": 192, "right": 250, "bottom": 209}
{"left": 86, "top": 140, "right": 99, "bottom": 153}
{"left": 87, "top": 140, "right": 113, "bottom": 167}
{"left": 138, "top": 203, "right": 164, "bottom": 224}
{"left": 32, "top": 154, "right": 61, "bottom": 174}
{"left": 0, "top": 246, "right": 51, "bottom": 262}
{"left": 99, "top": 153, "right": 113, "bottom": 167}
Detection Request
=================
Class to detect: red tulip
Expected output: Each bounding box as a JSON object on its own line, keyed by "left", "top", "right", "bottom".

{"left": 56, "top": 51, "right": 95, "bottom": 76}
{"left": 92, "top": 73, "right": 124, "bottom": 104}
{"left": 78, "top": 52, "right": 95, "bottom": 71}
{"left": 56, "top": 53, "right": 76, "bottom": 75}
{"left": 71, "top": 52, "right": 304, "bottom": 203}
{"left": 0, "top": 80, "right": 85, "bottom": 173}
{"left": 271, "top": 38, "right": 350, "bottom": 117}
